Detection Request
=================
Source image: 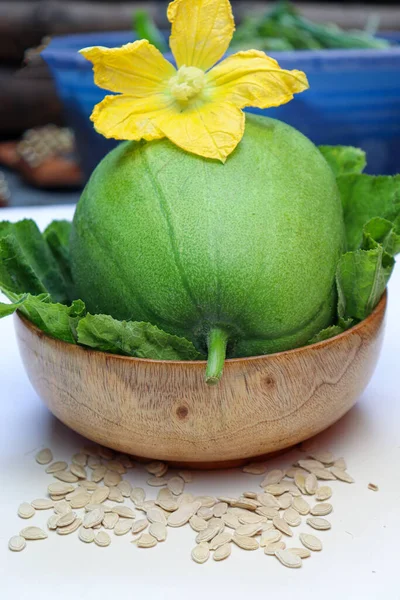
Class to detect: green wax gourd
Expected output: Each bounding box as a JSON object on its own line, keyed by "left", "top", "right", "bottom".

{"left": 70, "top": 115, "right": 345, "bottom": 383}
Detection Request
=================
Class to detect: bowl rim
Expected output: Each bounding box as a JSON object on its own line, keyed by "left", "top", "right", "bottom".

{"left": 15, "top": 289, "right": 387, "bottom": 367}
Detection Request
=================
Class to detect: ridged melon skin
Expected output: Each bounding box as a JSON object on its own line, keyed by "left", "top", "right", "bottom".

{"left": 70, "top": 114, "right": 345, "bottom": 357}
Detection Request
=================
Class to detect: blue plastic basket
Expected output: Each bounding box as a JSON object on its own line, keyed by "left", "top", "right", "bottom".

{"left": 42, "top": 30, "right": 400, "bottom": 179}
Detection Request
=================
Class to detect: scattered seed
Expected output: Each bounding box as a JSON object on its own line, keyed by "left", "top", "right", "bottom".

{"left": 106, "top": 460, "right": 126, "bottom": 474}
{"left": 222, "top": 513, "right": 241, "bottom": 529}
{"left": 305, "top": 473, "right": 318, "bottom": 495}
{"left": 82, "top": 445, "right": 100, "bottom": 457}
{"left": 117, "top": 480, "right": 132, "bottom": 497}
{"left": 284, "top": 507, "right": 301, "bottom": 527}
{"left": 236, "top": 523, "right": 263, "bottom": 537}
{"left": 257, "top": 493, "right": 280, "bottom": 509}
{"left": 31, "top": 498, "right": 54, "bottom": 510}
{"left": 275, "top": 548, "right": 302, "bottom": 568}
{"left": 147, "top": 476, "right": 168, "bottom": 487}
{"left": 20, "top": 526, "right": 48, "bottom": 540}
{"left": 243, "top": 463, "right": 267, "bottom": 475}
{"left": 136, "top": 533, "right": 157, "bottom": 548}
{"left": 294, "top": 471, "right": 307, "bottom": 494}
{"left": 132, "top": 519, "right": 149, "bottom": 534}
{"left": 18, "top": 502, "right": 35, "bottom": 519}
{"left": 9, "top": 535, "right": 26, "bottom": 552}
{"left": 90, "top": 486, "right": 110, "bottom": 505}
{"left": 156, "top": 489, "right": 178, "bottom": 512}
{"left": 306, "top": 517, "right": 331, "bottom": 531}
{"left": 95, "top": 531, "right": 111, "bottom": 547}
{"left": 79, "top": 527, "right": 95, "bottom": 543}
{"left": 70, "top": 464, "right": 86, "bottom": 479}
{"left": 196, "top": 496, "right": 217, "bottom": 508}
{"left": 47, "top": 515, "right": 60, "bottom": 530}
{"left": 87, "top": 456, "right": 102, "bottom": 469}
{"left": 240, "top": 511, "right": 265, "bottom": 523}
{"left": 285, "top": 467, "right": 298, "bottom": 478}
{"left": 178, "top": 470, "right": 192, "bottom": 483}
{"left": 315, "top": 486, "right": 332, "bottom": 501}
{"left": 98, "top": 447, "right": 115, "bottom": 460}
{"left": 48, "top": 482, "right": 74, "bottom": 496}
{"left": 298, "top": 459, "right": 325, "bottom": 472}
{"left": 189, "top": 515, "right": 208, "bottom": 532}
{"left": 310, "top": 502, "right": 332, "bottom": 516}
{"left": 169, "top": 502, "right": 201, "bottom": 527}
{"left": 260, "top": 529, "right": 282, "bottom": 546}
{"left": 145, "top": 461, "right": 166, "bottom": 475}
{"left": 53, "top": 471, "right": 79, "bottom": 483}
{"left": 213, "top": 502, "right": 228, "bottom": 518}
{"left": 177, "top": 493, "right": 195, "bottom": 506}
{"left": 108, "top": 487, "right": 124, "bottom": 503}
{"left": 197, "top": 506, "right": 213, "bottom": 520}
{"left": 243, "top": 492, "right": 257, "bottom": 499}
{"left": 91, "top": 466, "right": 107, "bottom": 482}
{"left": 300, "top": 532, "right": 323, "bottom": 551}
{"left": 213, "top": 543, "right": 231, "bottom": 561}
{"left": 209, "top": 531, "right": 233, "bottom": 550}
{"left": 72, "top": 452, "right": 87, "bottom": 466}
{"left": 56, "top": 511, "right": 77, "bottom": 528}
{"left": 311, "top": 468, "right": 336, "bottom": 481}
{"left": 53, "top": 500, "right": 72, "bottom": 515}
{"left": 191, "top": 543, "right": 210, "bottom": 564}
{"left": 264, "top": 483, "right": 290, "bottom": 496}
{"left": 114, "top": 518, "right": 134, "bottom": 536}
{"left": 104, "top": 470, "right": 121, "bottom": 487}
{"left": 308, "top": 451, "right": 335, "bottom": 465}
{"left": 83, "top": 507, "right": 104, "bottom": 528}
{"left": 103, "top": 512, "right": 119, "bottom": 529}
{"left": 70, "top": 492, "right": 91, "bottom": 509}
{"left": 35, "top": 448, "right": 53, "bottom": 465}
{"left": 368, "top": 483, "right": 379, "bottom": 492}
{"left": 231, "top": 498, "right": 260, "bottom": 511}
{"left": 78, "top": 480, "right": 98, "bottom": 491}
{"left": 112, "top": 506, "right": 135, "bottom": 519}
{"left": 333, "top": 457, "right": 347, "bottom": 470}
{"left": 147, "top": 507, "right": 167, "bottom": 525}
{"left": 167, "top": 476, "right": 185, "bottom": 496}
{"left": 131, "top": 487, "right": 146, "bottom": 505}
{"left": 264, "top": 541, "right": 286, "bottom": 555}
{"left": 278, "top": 493, "right": 292, "bottom": 510}
{"left": 149, "top": 522, "right": 167, "bottom": 542}
{"left": 272, "top": 516, "right": 293, "bottom": 537}
{"left": 232, "top": 534, "right": 259, "bottom": 551}
{"left": 85, "top": 503, "right": 113, "bottom": 513}
{"left": 261, "top": 469, "right": 285, "bottom": 487}
{"left": 330, "top": 467, "right": 354, "bottom": 483}
{"left": 57, "top": 518, "right": 82, "bottom": 535}
{"left": 196, "top": 523, "right": 222, "bottom": 544}
{"left": 292, "top": 496, "right": 310, "bottom": 515}
{"left": 46, "top": 461, "right": 68, "bottom": 474}
{"left": 288, "top": 547, "right": 311, "bottom": 559}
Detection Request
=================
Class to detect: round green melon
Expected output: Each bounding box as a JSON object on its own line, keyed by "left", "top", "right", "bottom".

{"left": 70, "top": 114, "right": 345, "bottom": 383}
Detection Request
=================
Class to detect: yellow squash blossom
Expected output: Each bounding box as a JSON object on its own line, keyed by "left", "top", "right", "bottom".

{"left": 80, "top": 0, "right": 308, "bottom": 162}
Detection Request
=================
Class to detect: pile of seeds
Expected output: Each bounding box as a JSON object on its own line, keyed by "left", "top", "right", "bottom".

{"left": 8, "top": 443, "right": 355, "bottom": 568}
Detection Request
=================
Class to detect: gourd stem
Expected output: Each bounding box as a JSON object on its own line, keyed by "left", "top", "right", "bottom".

{"left": 205, "top": 327, "right": 229, "bottom": 385}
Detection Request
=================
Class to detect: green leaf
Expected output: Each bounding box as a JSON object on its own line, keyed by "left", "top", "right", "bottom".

{"left": 43, "top": 220, "right": 75, "bottom": 300}
{"left": 338, "top": 174, "right": 400, "bottom": 251}
{"left": 362, "top": 217, "right": 400, "bottom": 256}
{"left": 308, "top": 317, "right": 354, "bottom": 344}
{"left": 77, "top": 313, "right": 205, "bottom": 360}
{"left": 336, "top": 246, "right": 393, "bottom": 321}
{"left": 0, "top": 290, "right": 85, "bottom": 343}
{"left": 318, "top": 145, "right": 366, "bottom": 177}
{"left": 0, "top": 220, "right": 70, "bottom": 303}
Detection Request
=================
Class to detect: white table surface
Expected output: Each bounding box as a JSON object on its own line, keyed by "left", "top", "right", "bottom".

{"left": 1, "top": 205, "right": 399, "bottom": 600}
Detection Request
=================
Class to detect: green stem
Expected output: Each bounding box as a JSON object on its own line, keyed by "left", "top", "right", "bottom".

{"left": 205, "top": 327, "right": 229, "bottom": 386}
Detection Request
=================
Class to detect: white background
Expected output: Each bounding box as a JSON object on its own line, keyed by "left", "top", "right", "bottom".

{"left": 1, "top": 205, "right": 399, "bottom": 600}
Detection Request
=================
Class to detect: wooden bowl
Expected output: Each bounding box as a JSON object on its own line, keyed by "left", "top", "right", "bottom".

{"left": 15, "top": 292, "right": 387, "bottom": 467}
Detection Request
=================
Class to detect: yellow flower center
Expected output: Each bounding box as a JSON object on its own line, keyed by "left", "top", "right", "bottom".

{"left": 168, "top": 66, "right": 206, "bottom": 104}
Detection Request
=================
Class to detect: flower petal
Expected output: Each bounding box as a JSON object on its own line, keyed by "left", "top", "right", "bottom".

{"left": 206, "top": 50, "right": 309, "bottom": 109}
{"left": 156, "top": 101, "right": 244, "bottom": 162}
{"left": 90, "top": 94, "right": 175, "bottom": 141}
{"left": 80, "top": 41, "right": 176, "bottom": 96}
{"left": 168, "top": 0, "right": 234, "bottom": 71}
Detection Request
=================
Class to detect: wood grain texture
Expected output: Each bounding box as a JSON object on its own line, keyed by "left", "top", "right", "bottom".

{"left": 14, "top": 292, "right": 387, "bottom": 466}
